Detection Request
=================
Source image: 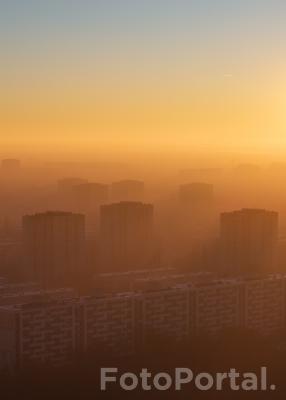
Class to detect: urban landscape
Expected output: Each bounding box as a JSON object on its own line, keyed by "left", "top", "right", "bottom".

{"left": 2, "top": 1, "right": 286, "bottom": 399}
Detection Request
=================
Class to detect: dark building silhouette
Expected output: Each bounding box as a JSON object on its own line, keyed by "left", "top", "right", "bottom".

{"left": 57, "top": 177, "right": 89, "bottom": 215}
{"left": 179, "top": 182, "right": 214, "bottom": 208}
{"left": 99, "top": 202, "right": 154, "bottom": 271}
{"left": 179, "top": 168, "right": 223, "bottom": 183}
{"left": 220, "top": 208, "right": 278, "bottom": 274}
{"left": 57, "top": 177, "right": 88, "bottom": 194}
{"left": 73, "top": 183, "right": 109, "bottom": 209}
{"left": 23, "top": 211, "right": 85, "bottom": 288}
{"left": 175, "top": 183, "right": 215, "bottom": 259}
{"left": 73, "top": 183, "right": 109, "bottom": 233}
{"left": 111, "top": 180, "right": 144, "bottom": 202}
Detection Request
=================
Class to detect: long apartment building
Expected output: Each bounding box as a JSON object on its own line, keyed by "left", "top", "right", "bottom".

{"left": 137, "top": 286, "right": 190, "bottom": 345}
{"left": 243, "top": 277, "right": 286, "bottom": 335}
{"left": 0, "top": 300, "right": 78, "bottom": 370}
{"left": 0, "top": 275, "right": 286, "bottom": 370}
{"left": 78, "top": 293, "right": 137, "bottom": 357}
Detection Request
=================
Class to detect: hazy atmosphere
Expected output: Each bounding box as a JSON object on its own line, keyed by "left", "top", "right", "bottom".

{"left": 1, "top": 0, "right": 286, "bottom": 159}
{"left": 1, "top": 1, "right": 286, "bottom": 399}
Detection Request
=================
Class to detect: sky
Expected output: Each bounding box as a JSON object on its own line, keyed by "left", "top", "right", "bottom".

{"left": 1, "top": 0, "right": 286, "bottom": 158}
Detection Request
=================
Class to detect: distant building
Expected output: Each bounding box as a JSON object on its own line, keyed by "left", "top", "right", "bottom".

{"left": 0, "top": 286, "right": 75, "bottom": 306}
{"left": 190, "top": 280, "right": 242, "bottom": 335}
{"left": 73, "top": 182, "right": 109, "bottom": 211}
{"left": 234, "top": 164, "right": 261, "bottom": 175}
{"left": 57, "top": 177, "right": 88, "bottom": 194}
{"left": 99, "top": 202, "right": 154, "bottom": 271}
{"left": 0, "top": 239, "right": 22, "bottom": 279}
{"left": 0, "top": 275, "right": 286, "bottom": 370}
{"left": 23, "top": 211, "right": 85, "bottom": 288}
{"left": 179, "top": 182, "right": 214, "bottom": 208}
{"left": 220, "top": 208, "right": 278, "bottom": 274}
{"left": 78, "top": 293, "right": 136, "bottom": 356}
{"left": 111, "top": 180, "right": 144, "bottom": 202}
{"left": 176, "top": 183, "right": 215, "bottom": 256}
{"left": 92, "top": 269, "right": 213, "bottom": 294}
{"left": 138, "top": 287, "right": 190, "bottom": 346}
{"left": 72, "top": 182, "right": 109, "bottom": 233}
{"left": 0, "top": 300, "right": 77, "bottom": 369}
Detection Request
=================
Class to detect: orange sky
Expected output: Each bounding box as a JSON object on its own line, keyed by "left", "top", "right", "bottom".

{"left": 1, "top": 1, "right": 286, "bottom": 158}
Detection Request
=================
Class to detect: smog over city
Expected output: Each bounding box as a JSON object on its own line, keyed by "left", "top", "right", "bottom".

{"left": 1, "top": 1, "right": 286, "bottom": 399}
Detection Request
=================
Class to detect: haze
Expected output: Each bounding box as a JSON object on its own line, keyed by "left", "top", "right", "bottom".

{"left": 1, "top": 0, "right": 286, "bottom": 158}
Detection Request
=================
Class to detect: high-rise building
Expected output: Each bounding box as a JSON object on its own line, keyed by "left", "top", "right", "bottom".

{"left": 220, "top": 208, "right": 279, "bottom": 274}
{"left": 99, "top": 202, "right": 154, "bottom": 271}
{"left": 57, "top": 178, "right": 89, "bottom": 211}
{"left": 73, "top": 183, "right": 108, "bottom": 210}
{"left": 179, "top": 182, "right": 214, "bottom": 208}
{"left": 72, "top": 183, "right": 109, "bottom": 233}
{"left": 175, "top": 183, "right": 215, "bottom": 258}
{"left": 23, "top": 211, "right": 85, "bottom": 288}
{"left": 57, "top": 177, "right": 88, "bottom": 194}
{"left": 111, "top": 180, "right": 144, "bottom": 202}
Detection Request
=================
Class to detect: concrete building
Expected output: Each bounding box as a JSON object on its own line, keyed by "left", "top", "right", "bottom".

{"left": 220, "top": 208, "right": 279, "bottom": 274}
{"left": 190, "top": 280, "right": 242, "bottom": 335}
{"left": 23, "top": 211, "right": 85, "bottom": 288}
{"left": 242, "top": 277, "right": 286, "bottom": 335}
{"left": 72, "top": 183, "right": 109, "bottom": 232}
{"left": 0, "top": 287, "right": 75, "bottom": 306}
{"left": 179, "top": 182, "right": 214, "bottom": 208}
{"left": 111, "top": 180, "right": 145, "bottom": 202}
{"left": 138, "top": 287, "right": 190, "bottom": 345}
{"left": 177, "top": 183, "right": 215, "bottom": 252}
{"left": 78, "top": 293, "right": 136, "bottom": 357}
{"left": 73, "top": 183, "right": 109, "bottom": 209}
{"left": 0, "top": 275, "right": 286, "bottom": 371}
{"left": 0, "top": 299, "right": 77, "bottom": 369}
{"left": 57, "top": 177, "right": 88, "bottom": 194}
{"left": 99, "top": 202, "right": 154, "bottom": 271}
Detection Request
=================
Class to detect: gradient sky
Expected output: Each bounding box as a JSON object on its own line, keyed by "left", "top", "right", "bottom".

{"left": 1, "top": 0, "right": 286, "bottom": 157}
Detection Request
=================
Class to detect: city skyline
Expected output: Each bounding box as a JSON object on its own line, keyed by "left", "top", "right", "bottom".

{"left": 1, "top": 2, "right": 286, "bottom": 397}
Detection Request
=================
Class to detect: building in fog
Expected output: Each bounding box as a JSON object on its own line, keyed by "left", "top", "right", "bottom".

{"left": 220, "top": 208, "right": 278, "bottom": 274}
{"left": 176, "top": 183, "right": 215, "bottom": 257}
{"left": 23, "top": 211, "right": 85, "bottom": 288}
{"left": 179, "top": 168, "right": 223, "bottom": 182}
{"left": 0, "top": 285, "right": 75, "bottom": 306}
{"left": 138, "top": 287, "right": 190, "bottom": 346}
{"left": 57, "top": 177, "right": 88, "bottom": 194}
{"left": 243, "top": 278, "right": 285, "bottom": 335}
{"left": 179, "top": 182, "right": 214, "bottom": 208}
{"left": 72, "top": 182, "right": 109, "bottom": 233}
{"left": 92, "top": 269, "right": 213, "bottom": 294}
{"left": 0, "top": 300, "right": 77, "bottom": 369}
{"left": 190, "top": 280, "right": 242, "bottom": 335}
{"left": 73, "top": 183, "right": 108, "bottom": 207}
{"left": 1, "top": 159, "right": 21, "bottom": 171}
{"left": 57, "top": 178, "right": 89, "bottom": 214}
{"left": 111, "top": 180, "right": 144, "bottom": 202}
{"left": 99, "top": 202, "right": 154, "bottom": 271}
{"left": 0, "top": 275, "right": 286, "bottom": 370}
{"left": 73, "top": 182, "right": 108, "bottom": 212}
{"left": 78, "top": 293, "right": 136, "bottom": 356}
